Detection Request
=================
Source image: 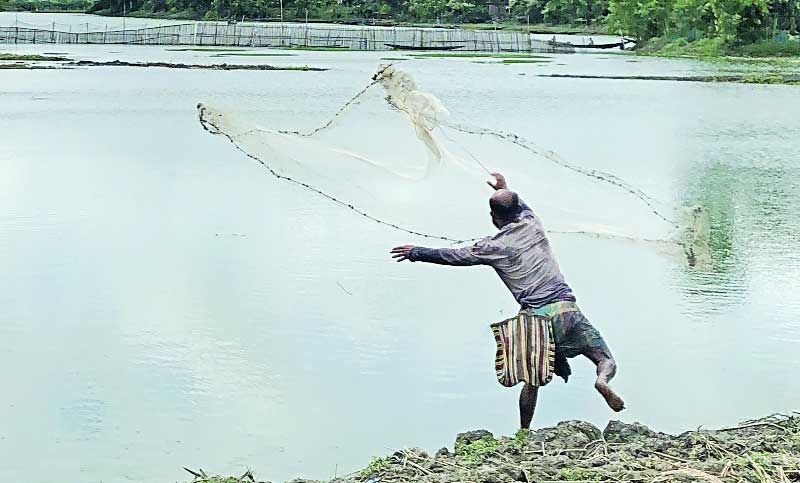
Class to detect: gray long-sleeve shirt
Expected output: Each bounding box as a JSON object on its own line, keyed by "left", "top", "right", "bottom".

{"left": 409, "top": 198, "right": 575, "bottom": 309}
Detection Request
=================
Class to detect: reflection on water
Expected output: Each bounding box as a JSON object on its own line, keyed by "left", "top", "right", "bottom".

{"left": 1, "top": 38, "right": 800, "bottom": 483}
{"left": 680, "top": 138, "right": 800, "bottom": 312}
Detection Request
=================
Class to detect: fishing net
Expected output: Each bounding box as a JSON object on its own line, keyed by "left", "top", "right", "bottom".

{"left": 197, "top": 65, "right": 709, "bottom": 262}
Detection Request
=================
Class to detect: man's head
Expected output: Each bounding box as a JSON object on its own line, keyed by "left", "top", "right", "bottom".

{"left": 490, "top": 189, "right": 521, "bottom": 229}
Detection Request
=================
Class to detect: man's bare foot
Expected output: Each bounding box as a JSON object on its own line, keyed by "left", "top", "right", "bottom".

{"left": 596, "top": 381, "right": 625, "bottom": 412}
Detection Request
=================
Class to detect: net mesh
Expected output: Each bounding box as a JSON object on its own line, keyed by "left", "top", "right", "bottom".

{"left": 197, "top": 65, "right": 710, "bottom": 262}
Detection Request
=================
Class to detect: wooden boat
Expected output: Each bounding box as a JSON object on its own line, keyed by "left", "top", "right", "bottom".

{"left": 289, "top": 43, "right": 346, "bottom": 49}
{"left": 385, "top": 43, "right": 464, "bottom": 51}
{"left": 571, "top": 41, "right": 626, "bottom": 49}
{"left": 546, "top": 40, "right": 575, "bottom": 48}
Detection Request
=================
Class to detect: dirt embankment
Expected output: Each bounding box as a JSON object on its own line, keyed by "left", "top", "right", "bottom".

{"left": 186, "top": 413, "right": 800, "bottom": 483}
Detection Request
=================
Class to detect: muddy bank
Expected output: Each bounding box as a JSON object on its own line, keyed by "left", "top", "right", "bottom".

{"left": 537, "top": 73, "right": 800, "bottom": 85}
{"left": 0, "top": 59, "right": 326, "bottom": 71}
{"left": 68, "top": 60, "right": 327, "bottom": 71}
{"left": 185, "top": 413, "right": 800, "bottom": 483}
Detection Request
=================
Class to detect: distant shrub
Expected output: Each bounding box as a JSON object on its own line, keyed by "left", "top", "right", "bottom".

{"left": 735, "top": 39, "right": 800, "bottom": 57}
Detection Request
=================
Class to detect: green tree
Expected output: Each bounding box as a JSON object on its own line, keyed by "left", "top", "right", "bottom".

{"left": 510, "top": 0, "right": 547, "bottom": 22}
{"left": 672, "top": 0, "right": 714, "bottom": 38}
{"left": 607, "top": 0, "right": 674, "bottom": 38}
{"left": 542, "top": 0, "right": 606, "bottom": 25}
{"left": 708, "top": 0, "right": 768, "bottom": 42}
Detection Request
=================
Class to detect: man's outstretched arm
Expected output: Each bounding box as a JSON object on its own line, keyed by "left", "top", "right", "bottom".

{"left": 390, "top": 244, "right": 488, "bottom": 266}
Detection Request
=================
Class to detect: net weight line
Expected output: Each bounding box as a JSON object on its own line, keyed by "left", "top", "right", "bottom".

{"left": 442, "top": 123, "right": 678, "bottom": 227}
{"left": 198, "top": 103, "right": 481, "bottom": 245}
{"left": 198, "top": 103, "right": 691, "bottom": 257}
{"left": 279, "top": 80, "right": 380, "bottom": 138}
{"left": 198, "top": 66, "right": 701, "bottom": 263}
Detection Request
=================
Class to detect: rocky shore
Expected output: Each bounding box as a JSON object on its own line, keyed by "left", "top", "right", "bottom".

{"left": 185, "top": 413, "right": 800, "bottom": 483}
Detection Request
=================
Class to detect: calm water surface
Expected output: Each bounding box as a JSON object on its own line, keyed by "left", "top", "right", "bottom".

{"left": 1, "top": 21, "right": 800, "bottom": 483}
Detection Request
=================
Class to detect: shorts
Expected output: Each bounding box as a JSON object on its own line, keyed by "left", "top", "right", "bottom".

{"left": 525, "top": 301, "right": 609, "bottom": 382}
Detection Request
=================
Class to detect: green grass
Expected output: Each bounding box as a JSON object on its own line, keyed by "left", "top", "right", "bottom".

{"left": 380, "top": 57, "right": 408, "bottom": 60}
{"left": 410, "top": 52, "right": 550, "bottom": 59}
{"left": 358, "top": 456, "right": 390, "bottom": 479}
{"left": 501, "top": 58, "right": 550, "bottom": 63}
{"left": 455, "top": 436, "right": 500, "bottom": 463}
{"left": 741, "top": 73, "right": 800, "bottom": 85}
{"left": 642, "top": 37, "right": 727, "bottom": 57}
{"left": 0, "top": 53, "right": 69, "bottom": 61}
{"left": 640, "top": 37, "right": 800, "bottom": 64}
{"left": 735, "top": 39, "right": 800, "bottom": 57}
{"left": 514, "top": 428, "right": 528, "bottom": 449}
{"left": 558, "top": 467, "right": 606, "bottom": 481}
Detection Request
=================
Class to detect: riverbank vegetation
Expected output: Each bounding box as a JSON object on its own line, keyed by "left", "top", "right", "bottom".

{"left": 1, "top": 0, "right": 797, "bottom": 57}
{"left": 81, "top": 0, "right": 614, "bottom": 26}
{"left": 609, "top": 0, "right": 799, "bottom": 57}
{"left": 182, "top": 413, "right": 800, "bottom": 483}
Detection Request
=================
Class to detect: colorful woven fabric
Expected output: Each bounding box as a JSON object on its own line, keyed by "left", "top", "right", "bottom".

{"left": 529, "top": 300, "right": 579, "bottom": 319}
{"left": 490, "top": 311, "right": 555, "bottom": 387}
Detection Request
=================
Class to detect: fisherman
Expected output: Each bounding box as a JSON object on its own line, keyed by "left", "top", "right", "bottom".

{"left": 390, "top": 172, "right": 625, "bottom": 428}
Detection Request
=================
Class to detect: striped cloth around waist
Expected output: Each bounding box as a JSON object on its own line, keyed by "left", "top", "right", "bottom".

{"left": 490, "top": 310, "right": 555, "bottom": 388}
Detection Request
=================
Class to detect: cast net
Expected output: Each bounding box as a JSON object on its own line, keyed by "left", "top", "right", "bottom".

{"left": 197, "top": 65, "right": 709, "bottom": 262}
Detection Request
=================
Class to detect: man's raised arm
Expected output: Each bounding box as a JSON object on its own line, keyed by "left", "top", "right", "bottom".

{"left": 487, "top": 172, "right": 534, "bottom": 218}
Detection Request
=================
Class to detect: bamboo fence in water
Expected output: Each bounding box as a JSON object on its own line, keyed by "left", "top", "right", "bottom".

{"left": 0, "top": 22, "right": 574, "bottom": 53}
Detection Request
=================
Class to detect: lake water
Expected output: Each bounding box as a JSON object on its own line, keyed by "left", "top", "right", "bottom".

{"left": 2, "top": 13, "right": 800, "bottom": 483}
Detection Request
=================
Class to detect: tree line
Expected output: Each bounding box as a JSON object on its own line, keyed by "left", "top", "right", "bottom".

{"left": 1, "top": 0, "right": 797, "bottom": 48}
{"left": 86, "top": 0, "right": 798, "bottom": 46}
{"left": 86, "top": 0, "right": 508, "bottom": 22}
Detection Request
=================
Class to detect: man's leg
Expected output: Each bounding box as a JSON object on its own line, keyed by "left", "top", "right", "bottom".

{"left": 519, "top": 383, "right": 539, "bottom": 429}
{"left": 584, "top": 347, "right": 625, "bottom": 412}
